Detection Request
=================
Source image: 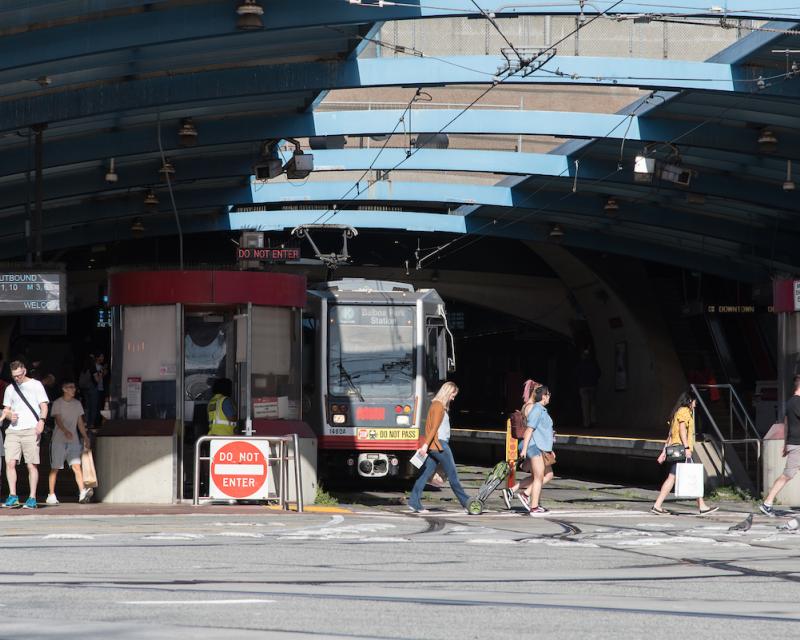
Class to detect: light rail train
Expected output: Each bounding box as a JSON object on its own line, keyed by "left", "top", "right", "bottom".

{"left": 303, "top": 279, "right": 455, "bottom": 480}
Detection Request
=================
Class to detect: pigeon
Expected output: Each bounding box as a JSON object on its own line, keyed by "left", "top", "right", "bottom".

{"left": 777, "top": 517, "right": 799, "bottom": 532}
{"left": 728, "top": 513, "right": 753, "bottom": 532}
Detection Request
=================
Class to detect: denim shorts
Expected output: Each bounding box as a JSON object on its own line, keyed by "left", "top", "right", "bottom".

{"left": 527, "top": 442, "right": 542, "bottom": 458}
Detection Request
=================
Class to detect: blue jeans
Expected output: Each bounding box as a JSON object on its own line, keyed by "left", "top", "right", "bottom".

{"left": 409, "top": 441, "right": 470, "bottom": 510}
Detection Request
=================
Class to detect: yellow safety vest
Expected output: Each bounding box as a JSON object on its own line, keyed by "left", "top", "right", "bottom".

{"left": 207, "top": 393, "right": 236, "bottom": 436}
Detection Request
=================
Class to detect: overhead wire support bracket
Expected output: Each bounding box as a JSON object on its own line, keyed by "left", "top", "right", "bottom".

{"left": 291, "top": 224, "right": 358, "bottom": 270}
{"left": 496, "top": 47, "right": 556, "bottom": 80}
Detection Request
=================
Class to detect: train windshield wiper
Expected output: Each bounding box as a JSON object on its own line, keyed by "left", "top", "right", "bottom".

{"left": 338, "top": 360, "right": 364, "bottom": 401}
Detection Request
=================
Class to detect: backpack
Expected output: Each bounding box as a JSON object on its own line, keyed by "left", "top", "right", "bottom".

{"left": 509, "top": 409, "right": 528, "bottom": 439}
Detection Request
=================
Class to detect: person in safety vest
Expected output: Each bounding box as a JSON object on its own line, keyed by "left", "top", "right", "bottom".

{"left": 207, "top": 378, "right": 237, "bottom": 436}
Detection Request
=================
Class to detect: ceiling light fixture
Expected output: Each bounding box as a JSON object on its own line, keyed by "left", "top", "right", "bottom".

{"left": 144, "top": 189, "right": 159, "bottom": 209}
{"left": 159, "top": 159, "right": 176, "bottom": 182}
{"left": 104, "top": 158, "right": 118, "bottom": 183}
{"left": 130, "top": 217, "right": 145, "bottom": 234}
{"left": 784, "top": 159, "right": 796, "bottom": 192}
{"left": 758, "top": 128, "right": 778, "bottom": 153}
{"left": 549, "top": 224, "right": 564, "bottom": 239}
{"left": 236, "top": 1, "right": 264, "bottom": 30}
{"left": 177, "top": 118, "right": 198, "bottom": 147}
{"left": 603, "top": 197, "right": 619, "bottom": 213}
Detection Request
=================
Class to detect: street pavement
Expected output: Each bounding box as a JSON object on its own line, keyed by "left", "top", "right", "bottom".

{"left": 0, "top": 468, "right": 799, "bottom": 639}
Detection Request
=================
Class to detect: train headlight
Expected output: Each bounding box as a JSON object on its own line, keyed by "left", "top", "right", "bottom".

{"left": 395, "top": 415, "right": 410, "bottom": 425}
{"left": 332, "top": 414, "right": 346, "bottom": 424}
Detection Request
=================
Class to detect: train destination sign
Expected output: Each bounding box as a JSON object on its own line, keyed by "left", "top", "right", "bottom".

{"left": 0, "top": 272, "right": 66, "bottom": 315}
{"left": 236, "top": 247, "right": 300, "bottom": 262}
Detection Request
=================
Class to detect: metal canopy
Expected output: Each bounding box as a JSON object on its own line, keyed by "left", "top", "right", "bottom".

{"left": 0, "top": 1, "right": 799, "bottom": 281}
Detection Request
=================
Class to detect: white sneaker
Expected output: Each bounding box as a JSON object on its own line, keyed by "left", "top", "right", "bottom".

{"left": 45, "top": 494, "right": 59, "bottom": 505}
{"left": 78, "top": 488, "right": 93, "bottom": 504}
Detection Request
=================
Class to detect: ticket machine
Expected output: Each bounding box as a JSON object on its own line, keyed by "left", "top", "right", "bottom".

{"left": 99, "top": 270, "right": 314, "bottom": 503}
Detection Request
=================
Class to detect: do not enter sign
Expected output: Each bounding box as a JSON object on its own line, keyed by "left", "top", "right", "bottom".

{"left": 209, "top": 440, "right": 271, "bottom": 500}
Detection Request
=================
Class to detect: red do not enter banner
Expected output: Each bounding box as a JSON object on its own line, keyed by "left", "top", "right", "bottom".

{"left": 209, "top": 440, "right": 270, "bottom": 500}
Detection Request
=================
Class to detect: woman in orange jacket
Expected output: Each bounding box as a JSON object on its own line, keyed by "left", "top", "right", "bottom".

{"left": 408, "top": 381, "right": 470, "bottom": 513}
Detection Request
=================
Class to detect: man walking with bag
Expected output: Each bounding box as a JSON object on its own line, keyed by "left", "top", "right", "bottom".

{"left": 47, "top": 380, "right": 93, "bottom": 505}
{"left": 1, "top": 361, "right": 49, "bottom": 509}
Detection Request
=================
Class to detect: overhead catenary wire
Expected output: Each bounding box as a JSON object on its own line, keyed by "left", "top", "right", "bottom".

{"left": 156, "top": 112, "right": 184, "bottom": 270}
{"left": 318, "top": 0, "right": 626, "bottom": 228}
{"left": 426, "top": 71, "right": 800, "bottom": 271}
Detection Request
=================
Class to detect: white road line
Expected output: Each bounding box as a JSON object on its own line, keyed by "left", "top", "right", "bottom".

{"left": 42, "top": 533, "right": 95, "bottom": 540}
{"left": 117, "top": 599, "right": 275, "bottom": 605}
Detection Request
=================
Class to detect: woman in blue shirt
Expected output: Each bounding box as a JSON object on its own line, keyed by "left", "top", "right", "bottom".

{"left": 519, "top": 385, "right": 555, "bottom": 514}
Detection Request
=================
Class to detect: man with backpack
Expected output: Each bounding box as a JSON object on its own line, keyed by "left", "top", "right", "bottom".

{"left": 1, "top": 361, "right": 49, "bottom": 509}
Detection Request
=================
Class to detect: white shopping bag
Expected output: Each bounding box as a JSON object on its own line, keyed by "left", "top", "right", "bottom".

{"left": 410, "top": 450, "right": 428, "bottom": 469}
{"left": 674, "top": 462, "right": 704, "bottom": 498}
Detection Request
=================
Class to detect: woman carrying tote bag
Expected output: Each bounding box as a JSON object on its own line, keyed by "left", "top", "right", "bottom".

{"left": 651, "top": 390, "right": 718, "bottom": 515}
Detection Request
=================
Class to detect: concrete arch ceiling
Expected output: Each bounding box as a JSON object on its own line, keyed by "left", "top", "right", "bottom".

{"left": 0, "top": 1, "right": 799, "bottom": 281}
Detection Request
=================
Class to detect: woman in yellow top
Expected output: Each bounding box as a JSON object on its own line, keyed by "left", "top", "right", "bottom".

{"left": 651, "top": 391, "right": 718, "bottom": 515}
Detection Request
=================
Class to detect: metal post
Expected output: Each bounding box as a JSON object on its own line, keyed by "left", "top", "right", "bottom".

{"left": 293, "top": 433, "right": 304, "bottom": 512}
{"left": 277, "top": 440, "right": 285, "bottom": 509}
{"left": 25, "top": 128, "right": 32, "bottom": 265}
{"left": 245, "top": 302, "right": 253, "bottom": 436}
{"left": 193, "top": 436, "right": 203, "bottom": 505}
{"left": 33, "top": 124, "right": 46, "bottom": 263}
{"left": 176, "top": 303, "right": 185, "bottom": 502}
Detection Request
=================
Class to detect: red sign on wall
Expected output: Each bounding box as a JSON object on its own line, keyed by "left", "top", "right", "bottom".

{"left": 209, "top": 440, "right": 270, "bottom": 500}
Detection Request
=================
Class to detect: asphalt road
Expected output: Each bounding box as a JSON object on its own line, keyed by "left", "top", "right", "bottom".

{"left": 0, "top": 476, "right": 799, "bottom": 640}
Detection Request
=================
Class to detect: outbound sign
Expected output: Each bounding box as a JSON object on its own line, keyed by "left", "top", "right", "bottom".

{"left": 0, "top": 272, "right": 66, "bottom": 314}
{"left": 209, "top": 440, "right": 271, "bottom": 500}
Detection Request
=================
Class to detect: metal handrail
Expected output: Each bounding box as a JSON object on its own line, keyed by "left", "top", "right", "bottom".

{"left": 690, "top": 384, "right": 762, "bottom": 495}
{"left": 192, "top": 434, "right": 304, "bottom": 512}
{"left": 692, "top": 383, "right": 762, "bottom": 440}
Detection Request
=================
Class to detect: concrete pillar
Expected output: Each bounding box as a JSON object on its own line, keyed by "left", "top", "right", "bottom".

{"left": 763, "top": 423, "right": 800, "bottom": 505}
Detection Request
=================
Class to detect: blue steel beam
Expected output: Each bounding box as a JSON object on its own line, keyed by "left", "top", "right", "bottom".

{"left": 0, "top": 201, "right": 777, "bottom": 281}
{"left": 0, "top": 56, "right": 765, "bottom": 132}
{"left": 4, "top": 109, "right": 797, "bottom": 178}
{"left": 0, "top": 0, "right": 800, "bottom": 74}
{"left": 1, "top": 1, "right": 797, "bottom": 71}
{"left": 0, "top": 146, "right": 793, "bottom": 234}
{"left": 243, "top": 181, "right": 799, "bottom": 251}
{"left": 0, "top": 147, "right": 793, "bottom": 224}
{"left": 6, "top": 175, "right": 794, "bottom": 258}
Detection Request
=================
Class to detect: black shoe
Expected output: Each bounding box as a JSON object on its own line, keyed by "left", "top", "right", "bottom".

{"left": 759, "top": 503, "right": 776, "bottom": 517}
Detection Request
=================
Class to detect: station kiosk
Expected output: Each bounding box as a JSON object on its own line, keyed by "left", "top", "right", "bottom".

{"left": 98, "top": 270, "right": 316, "bottom": 504}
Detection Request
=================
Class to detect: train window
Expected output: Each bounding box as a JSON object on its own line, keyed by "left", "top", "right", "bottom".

{"left": 425, "top": 318, "right": 447, "bottom": 386}
{"left": 328, "top": 304, "right": 415, "bottom": 400}
{"left": 302, "top": 313, "right": 317, "bottom": 391}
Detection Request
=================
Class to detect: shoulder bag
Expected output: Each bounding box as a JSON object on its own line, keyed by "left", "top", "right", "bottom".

{"left": 664, "top": 443, "right": 687, "bottom": 463}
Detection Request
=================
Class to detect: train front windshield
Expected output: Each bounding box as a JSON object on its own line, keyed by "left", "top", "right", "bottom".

{"left": 328, "top": 305, "right": 415, "bottom": 400}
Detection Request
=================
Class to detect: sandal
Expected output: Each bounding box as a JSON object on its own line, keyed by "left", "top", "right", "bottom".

{"left": 650, "top": 506, "right": 667, "bottom": 515}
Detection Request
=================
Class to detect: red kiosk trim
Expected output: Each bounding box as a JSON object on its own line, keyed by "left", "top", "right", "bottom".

{"left": 108, "top": 270, "right": 306, "bottom": 307}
